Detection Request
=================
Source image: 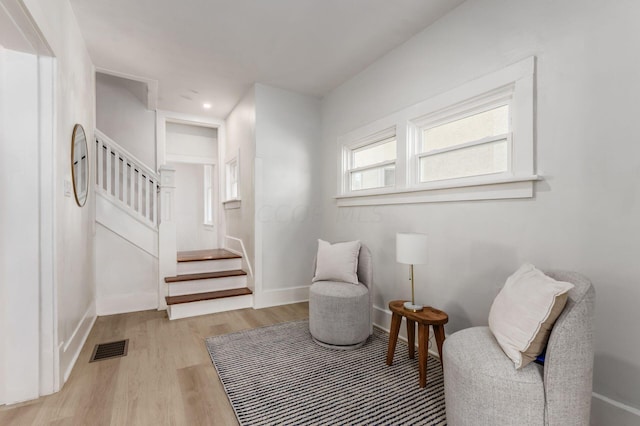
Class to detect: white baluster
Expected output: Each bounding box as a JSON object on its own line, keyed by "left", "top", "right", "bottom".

{"left": 114, "top": 149, "right": 120, "bottom": 201}
{"left": 146, "top": 178, "right": 151, "bottom": 223}
{"left": 130, "top": 164, "right": 135, "bottom": 210}
{"left": 138, "top": 170, "right": 143, "bottom": 217}
{"left": 122, "top": 157, "right": 128, "bottom": 207}
{"left": 106, "top": 147, "right": 112, "bottom": 195}
{"left": 97, "top": 139, "right": 103, "bottom": 190}
{"left": 152, "top": 179, "right": 158, "bottom": 226}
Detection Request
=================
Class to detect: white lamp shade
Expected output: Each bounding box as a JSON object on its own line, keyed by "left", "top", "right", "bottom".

{"left": 396, "top": 233, "right": 428, "bottom": 265}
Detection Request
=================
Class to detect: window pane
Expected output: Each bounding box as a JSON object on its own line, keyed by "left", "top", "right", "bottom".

{"left": 420, "top": 139, "right": 508, "bottom": 182}
{"left": 422, "top": 105, "right": 509, "bottom": 152}
{"left": 350, "top": 165, "right": 395, "bottom": 191}
{"left": 353, "top": 139, "right": 396, "bottom": 168}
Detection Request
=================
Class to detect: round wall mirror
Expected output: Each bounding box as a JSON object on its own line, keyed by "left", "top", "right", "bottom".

{"left": 71, "top": 124, "right": 89, "bottom": 207}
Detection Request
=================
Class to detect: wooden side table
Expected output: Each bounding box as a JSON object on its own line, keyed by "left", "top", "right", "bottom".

{"left": 386, "top": 300, "right": 449, "bottom": 388}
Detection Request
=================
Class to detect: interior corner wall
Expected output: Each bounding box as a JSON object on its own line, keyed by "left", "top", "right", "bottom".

{"left": 254, "top": 84, "right": 322, "bottom": 301}
{"left": 224, "top": 87, "right": 256, "bottom": 290}
{"left": 96, "top": 73, "right": 156, "bottom": 169}
{"left": 320, "top": 0, "right": 640, "bottom": 420}
{"left": 21, "top": 0, "right": 97, "bottom": 386}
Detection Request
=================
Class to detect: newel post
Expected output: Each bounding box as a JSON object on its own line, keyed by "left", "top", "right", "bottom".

{"left": 158, "top": 166, "right": 176, "bottom": 310}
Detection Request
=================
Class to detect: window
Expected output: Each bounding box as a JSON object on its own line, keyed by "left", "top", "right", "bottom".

{"left": 413, "top": 92, "right": 512, "bottom": 185}
{"left": 226, "top": 158, "right": 238, "bottom": 200}
{"left": 342, "top": 127, "right": 397, "bottom": 193}
{"left": 336, "top": 57, "right": 536, "bottom": 206}
{"left": 204, "top": 164, "right": 214, "bottom": 226}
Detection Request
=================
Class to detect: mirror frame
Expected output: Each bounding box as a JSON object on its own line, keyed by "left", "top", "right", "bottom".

{"left": 71, "top": 123, "right": 89, "bottom": 207}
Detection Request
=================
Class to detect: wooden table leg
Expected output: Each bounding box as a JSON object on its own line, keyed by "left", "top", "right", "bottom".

{"left": 406, "top": 319, "right": 415, "bottom": 359}
{"left": 433, "top": 324, "right": 446, "bottom": 367}
{"left": 418, "top": 323, "right": 429, "bottom": 388}
{"left": 386, "top": 312, "right": 402, "bottom": 366}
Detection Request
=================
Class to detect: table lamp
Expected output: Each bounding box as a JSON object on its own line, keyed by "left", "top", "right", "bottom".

{"left": 396, "top": 232, "right": 428, "bottom": 312}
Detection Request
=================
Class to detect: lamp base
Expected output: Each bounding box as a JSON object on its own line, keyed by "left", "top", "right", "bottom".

{"left": 403, "top": 301, "right": 424, "bottom": 312}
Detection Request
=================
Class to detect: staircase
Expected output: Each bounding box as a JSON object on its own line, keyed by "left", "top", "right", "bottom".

{"left": 95, "top": 129, "right": 254, "bottom": 320}
{"left": 164, "top": 249, "right": 253, "bottom": 320}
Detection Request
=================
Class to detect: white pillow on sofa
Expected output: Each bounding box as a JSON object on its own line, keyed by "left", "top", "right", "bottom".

{"left": 489, "top": 263, "right": 574, "bottom": 369}
{"left": 312, "top": 239, "right": 361, "bottom": 285}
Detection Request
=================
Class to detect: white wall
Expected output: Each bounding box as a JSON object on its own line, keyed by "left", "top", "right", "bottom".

{"left": 22, "top": 0, "right": 96, "bottom": 388}
{"left": 96, "top": 72, "right": 156, "bottom": 169}
{"left": 95, "top": 224, "right": 158, "bottom": 315}
{"left": 0, "top": 47, "right": 41, "bottom": 404}
{"left": 166, "top": 122, "right": 217, "bottom": 161}
{"left": 320, "top": 0, "right": 640, "bottom": 421}
{"left": 254, "top": 84, "right": 321, "bottom": 301}
{"left": 224, "top": 88, "right": 256, "bottom": 289}
{"left": 170, "top": 162, "right": 217, "bottom": 251}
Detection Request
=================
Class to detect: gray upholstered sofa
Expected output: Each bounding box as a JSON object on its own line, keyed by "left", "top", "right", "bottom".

{"left": 443, "top": 271, "right": 595, "bottom": 426}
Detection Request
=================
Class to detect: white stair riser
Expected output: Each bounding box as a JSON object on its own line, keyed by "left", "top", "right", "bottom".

{"left": 177, "top": 258, "right": 242, "bottom": 275}
{"left": 167, "top": 295, "right": 253, "bottom": 320}
{"left": 168, "top": 275, "right": 247, "bottom": 296}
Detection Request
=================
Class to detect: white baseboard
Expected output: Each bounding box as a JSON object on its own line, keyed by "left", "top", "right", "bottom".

{"left": 254, "top": 285, "right": 310, "bottom": 309}
{"left": 373, "top": 305, "right": 640, "bottom": 424}
{"left": 97, "top": 292, "right": 158, "bottom": 316}
{"left": 60, "top": 303, "right": 97, "bottom": 383}
{"left": 591, "top": 393, "right": 640, "bottom": 426}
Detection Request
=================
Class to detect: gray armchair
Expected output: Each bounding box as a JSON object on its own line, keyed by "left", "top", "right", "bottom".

{"left": 443, "top": 271, "right": 595, "bottom": 425}
{"left": 309, "top": 244, "right": 373, "bottom": 349}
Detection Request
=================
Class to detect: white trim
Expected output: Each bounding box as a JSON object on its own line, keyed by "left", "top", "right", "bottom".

{"left": 336, "top": 176, "right": 538, "bottom": 207}
{"left": 254, "top": 285, "right": 310, "bottom": 309}
{"left": 97, "top": 292, "right": 158, "bottom": 316}
{"left": 348, "top": 159, "right": 396, "bottom": 174}
{"left": 223, "top": 199, "right": 241, "bottom": 210}
{"left": 165, "top": 153, "right": 216, "bottom": 164}
{"left": 0, "top": 0, "right": 53, "bottom": 56}
{"left": 60, "top": 304, "right": 96, "bottom": 382}
{"left": 592, "top": 392, "right": 640, "bottom": 425}
{"left": 38, "top": 54, "right": 58, "bottom": 396}
{"left": 225, "top": 155, "right": 239, "bottom": 201}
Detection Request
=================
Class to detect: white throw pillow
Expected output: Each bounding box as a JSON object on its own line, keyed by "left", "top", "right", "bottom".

{"left": 488, "top": 263, "right": 574, "bottom": 369}
{"left": 312, "top": 239, "right": 361, "bottom": 285}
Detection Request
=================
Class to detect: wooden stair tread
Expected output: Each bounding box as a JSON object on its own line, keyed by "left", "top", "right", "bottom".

{"left": 164, "top": 269, "right": 247, "bottom": 283}
{"left": 177, "top": 249, "right": 241, "bottom": 262}
{"left": 166, "top": 287, "right": 252, "bottom": 305}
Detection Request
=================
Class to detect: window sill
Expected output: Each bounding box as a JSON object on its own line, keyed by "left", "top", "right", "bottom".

{"left": 223, "top": 199, "right": 241, "bottom": 210}
{"left": 335, "top": 175, "right": 540, "bottom": 207}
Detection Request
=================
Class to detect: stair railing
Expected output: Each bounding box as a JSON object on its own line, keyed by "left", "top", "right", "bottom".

{"left": 95, "top": 129, "right": 159, "bottom": 227}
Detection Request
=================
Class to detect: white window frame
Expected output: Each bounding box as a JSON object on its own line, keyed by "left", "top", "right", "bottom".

{"left": 341, "top": 126, "right": 397, "bottom": 195}
{"left": 336, "top": 57, "right": 538, "bottom": 207}
{"left": 224, "top": 155, "right": 240, "bottom": 209}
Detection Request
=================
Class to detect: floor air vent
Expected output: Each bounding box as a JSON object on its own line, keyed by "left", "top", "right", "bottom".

{"left": 90, "top": 339, "right": 129, "bottom": 362}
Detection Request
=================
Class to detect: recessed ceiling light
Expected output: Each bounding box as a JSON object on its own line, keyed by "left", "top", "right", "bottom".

{"left": 203, "top": 103, "right": 212, "bottom": 109}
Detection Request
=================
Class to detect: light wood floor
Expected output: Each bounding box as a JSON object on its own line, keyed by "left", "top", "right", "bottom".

{"left": 0, "top": 303, "right": 309, "bottom": 426}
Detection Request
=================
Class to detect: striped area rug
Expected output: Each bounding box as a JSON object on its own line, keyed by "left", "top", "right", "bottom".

{"left": 205, "top": 320, "right": 446, "bottom": 425}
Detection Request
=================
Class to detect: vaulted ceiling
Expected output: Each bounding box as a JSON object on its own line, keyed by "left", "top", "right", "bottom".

{"left": 69, "top": 0, "right": 465, "bottom": 118}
